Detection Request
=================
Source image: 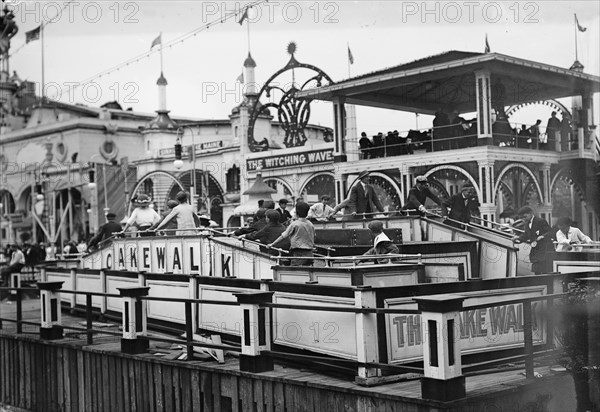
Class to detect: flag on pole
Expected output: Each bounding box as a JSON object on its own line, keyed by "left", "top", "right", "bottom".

{"left": 238, "top": 8, "right": 249, "bottom": 25}
{"left": 236, "top": 72, "right": 244, "bottom": 83}
{"left": 25, "top": 26, "right": 41, "bottom": 43}
{"left": 347, "top": 45, "right": 354, "bottom": 65}
{"left": 484, "top": 34, "right": 491, "bottom": 53}
{"left": 575, "top": 14, "right": 587, "bottom": 32}
{"left": 150, "top": 33, "right": 162, "bottom": 49}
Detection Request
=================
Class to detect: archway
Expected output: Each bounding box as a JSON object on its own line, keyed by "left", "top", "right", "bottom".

{"left": 494, "top": 164, "right": 543, "bottom": 213}
{"left": 264, "top": 178, "right": 293, "bottom": 202}
{"left": 425, "top": 165, "right": 480, "bottom": 201}
{"left": 347, "top": 172, "right": 402, "bottom": 212}
{"left": 300, "top": 173, "right": 334, "bottom": 204}
{"left": 174, "top": 170, "right": 225, "bottom": 226}
{"left": 130, "top": 171, "right": 185, "bottom": 216}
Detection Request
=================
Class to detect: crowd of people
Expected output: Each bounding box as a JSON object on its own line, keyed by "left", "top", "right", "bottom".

{"left": 1, "top": 175, "right": 595, "bottom": 276}
{"left": 357, "top": 110, "right": 574, "bottom": 159}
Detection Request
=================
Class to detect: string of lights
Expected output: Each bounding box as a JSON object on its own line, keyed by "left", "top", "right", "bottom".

{"left": 54, "top": 0, "right": 266, "bottom": 98}
{"left": 8, "top": 0, "right": 77, "bottom": 58}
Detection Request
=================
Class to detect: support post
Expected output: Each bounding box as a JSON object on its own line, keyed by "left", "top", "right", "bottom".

{"left": 354, "top": 286, "right": 381, "bottom": 385}
{"left": 38, "top": 281, "right": 64, "bottom": 340}
{"left": 69, "top": 268, "right": 77, "bottom": 310}
{"left": 9, "top": 271, "right": 21, "bottom": 298}
{"left": 118, "top": 286, "right": 150, "bottom": 354}
{"left": 415, "top": 294, "right": 465, "bottom": 402}
{"left": 474, "top": 70, "right": 493, "bottom": 145}
{"left": 234, "top": 291, "right": 274, "bottom": 373}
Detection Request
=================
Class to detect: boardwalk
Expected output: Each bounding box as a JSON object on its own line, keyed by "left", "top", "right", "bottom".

{"left": 0, "top": 296, "right": 577, "bottom": 412}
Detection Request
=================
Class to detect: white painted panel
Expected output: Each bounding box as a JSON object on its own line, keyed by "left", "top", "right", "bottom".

{"left": 106, "top": 276, "right": 139, "bottom": 312}
{"left": 273, "top": 294, "right": 357, "bottom": 359}
{"left": 480, "top": 241, "right": 508, "bottom": 279}
{"left": 46, "top": 271, "right": 72, "bottom": 304}
{"left": 137, "top": 240, "right": 153, "bottom": 273}
{"left": 385, "top": 286, "right": 548, "bottom": 363}
{"left": 182, "top": 239, "right": 202, "bottom": 275}
{"left": 198, "top": 286, "right": 242, "bottom": 335}
{"left": 429, "top": 225, "right": 453, "bottom": 241}
{"left": 125, "top": 241, "right": 138, "bottom": 272}
{"left": 146, "top": 280, "right": 189, "bottom": 324}
{"left": 554, "top": 261, "right": 600, "bottom": 273}
{"left": 74, "top": 274, "right": 103, "bottom": 307}
{"left": 314, "top": 272, "right": 351, "bottom": 286}
{"left": 101, "top": 248, "right": 114, "bottom": 270}
{"left": 150, "top": 239, "right": 168, "bottom": 273}
{"left": 166, "top": 239, "right": 184, "bottom": 274}
{"left": 115, "top": 242, "right": 127, "bottom": 270}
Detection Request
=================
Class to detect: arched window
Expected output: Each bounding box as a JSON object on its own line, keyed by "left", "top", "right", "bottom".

{"left": 226, "top": 165, "right": 240, "bottom": 192}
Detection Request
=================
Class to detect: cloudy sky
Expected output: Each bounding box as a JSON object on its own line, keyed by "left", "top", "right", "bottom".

{"left": 8, "top": 0, "right": 600, "bottom": 135}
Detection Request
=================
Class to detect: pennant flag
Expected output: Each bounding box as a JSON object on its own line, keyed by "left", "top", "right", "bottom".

{"left": 347, "top": 45, "right": 354, "bottom": 65}
{"left": 25, "top": 26, "right": 41, "bottom": 43}
{"left": 575, "top": 14, "right": 587, "bottom": 32}
{"left": 236, "top": 72, "right": 244, "bottom": 83}
{"left": 238, "top": 8, "right": 249, "bottom": 25}
{"left": 485, "top": 34, "right": 491, "bottom": 53}
{"left": 150, "top": 33, "right": 162, "bottom": 49}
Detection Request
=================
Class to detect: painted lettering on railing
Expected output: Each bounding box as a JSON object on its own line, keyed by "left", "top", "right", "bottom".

{"left": 172, "top": 247, "right": 182, "bottom": 271}
{"left": 129, "top": 248, "right": 137, "bottom": 267}
{"left": 141, "top": 247, "right": 150, "bottom": 270}
{"left": 106, "top": 252, "right": 113, "bottom": 270}
{"left": 391, "top": 302, "right": 542, "bottom": 350}
{"left": 190, "top": 247, "right": 199, "bottom": 271}
{"left": 156, "top": 247, "right": 165, "bottom": 269}
{"left": 118, "top": 248, "right": 125, "bottom": 268}
{"left": 221, "top": 254, "right": 231, "bottom": 277}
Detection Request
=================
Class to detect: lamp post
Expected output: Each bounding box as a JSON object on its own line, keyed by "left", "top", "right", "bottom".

{"left": 89, "top": 154, "right": 110, "bottom": 219}
{"left": 173, "top": 126, "right": 200, "bottom": 212}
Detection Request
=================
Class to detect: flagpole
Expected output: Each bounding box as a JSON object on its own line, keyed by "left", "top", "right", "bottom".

{"left": 347, "top": 42, "right": 352, "bottom": 77}
{"left": 246, "top": 12, "right": 251, "bottom": 54}
{"left": 159, "top": 32, "right": 164, "bottom": 73}
{"left": 41, "top": 24, "right": 45, "bottom": 100}
{"left": 574, "top": 14, "right": 578, "bottom": 61}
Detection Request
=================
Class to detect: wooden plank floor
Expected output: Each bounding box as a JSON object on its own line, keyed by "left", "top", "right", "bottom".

{"left": 0, "top": 296, "right": 568, "bottom": 405}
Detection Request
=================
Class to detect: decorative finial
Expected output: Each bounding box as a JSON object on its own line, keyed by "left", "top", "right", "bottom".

{"left": 287, "top": 42, "right": 297, "bottom": 56}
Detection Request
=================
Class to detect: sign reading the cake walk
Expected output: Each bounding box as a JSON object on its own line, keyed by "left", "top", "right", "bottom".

{"left": 246, "top": 149, "right": 334, "bottom": 171}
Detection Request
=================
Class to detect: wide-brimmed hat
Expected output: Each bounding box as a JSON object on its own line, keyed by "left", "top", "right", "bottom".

{"left": 137, "top": 194, "right": 151, "bottom": 204}
{"left": 106, "top": 212, "right": 116, "bottom": 219}
{"left": 358, "top": 170, "right": 370, "bottom": 179}
{"left": 415, "top": 175, "right": 428, "bottom": 183}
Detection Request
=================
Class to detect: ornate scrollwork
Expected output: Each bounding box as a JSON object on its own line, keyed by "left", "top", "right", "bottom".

{"left": 247, "top": 42, "right": 333, "bottom": 152}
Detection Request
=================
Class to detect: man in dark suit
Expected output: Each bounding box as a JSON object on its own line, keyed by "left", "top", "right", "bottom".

{"left": 348, "top": 170, "right": 385, "bottom": 218}
{"left": 88, "top": 212, "right": 123, "bottom": 250}
{"left": 512, "top": 206, "right": 554, "bottom": 274}
{"left": 442, "top": 183, "right": 480, "bottom": 229}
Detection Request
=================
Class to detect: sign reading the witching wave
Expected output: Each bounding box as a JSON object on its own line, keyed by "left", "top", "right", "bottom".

{"left": 246, "top": 149, "right": 334, "bottom": 171}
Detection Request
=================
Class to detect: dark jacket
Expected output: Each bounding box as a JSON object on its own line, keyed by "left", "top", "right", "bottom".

{"left": 234, "top": 219, "right": 267, "bottom": 237}
{"left": 247, "top": 222, "right": 291, "bottom": 254}
{"left": 402, "top": 186, "right": 442, "bottom": 214}
{"left": 442, "top": 193, "right": 480, "bottom": 226}
{"left": 275, "top": 207, "right": 292, "bottom": 224}
{"left": 348, "top": 183, "right": 385, "bottom": 214}
{"left": 517, "top": 216, "right": 554, "bottom": 272}
{"left": 88, "top": 221, "right": 122, "bottom": 249}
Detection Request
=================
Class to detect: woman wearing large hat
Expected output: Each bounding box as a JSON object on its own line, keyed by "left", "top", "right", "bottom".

{"left": 122, "top": 194, "right": 160, "bottom": 236}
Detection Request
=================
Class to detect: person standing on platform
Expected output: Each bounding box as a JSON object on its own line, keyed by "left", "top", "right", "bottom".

{"left": 88, "top": 212, "right": 123, "bottom": 250}
{"left": 512, "top": 206, "right": 554, "bottom": 274}
{"left": 154, "top": 191, "right": 197, "bottom": 236}
{"left": 122, "top": 194, "right": 161, "bottom": 236}
{"left": 402, "top": 176, "right": 443, "bottom": 215}
{"left": 555, "top": 216, "right": 593, "bottom": 252}
{"left": 269, "top": 202, "right": 314, "bottom": 266}
{"left": 442, "top": 183, "right": 480, "bottom": 229}
{"left": 308, "top": 195, "right": 335, "bottom": 221}
{"left": 348, "top": 171, "right": 385, "bottom": 218}
{"left": 275, "top": 199, "right": 292, "bottom": 225}
{"left": 546, "top": 111, "right": 561, "bottom": 150}
{"left": 1, "top": 244, "right": 24, "bottom": 287}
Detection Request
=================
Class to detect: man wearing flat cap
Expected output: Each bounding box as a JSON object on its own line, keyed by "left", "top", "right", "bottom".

{"left": 348, "top": 171, "right": 385, "bottom": 217}
{"left": 402, "top": 176, "right": 443, "bottom": 216}
{"left": 276, "top": 199, "right": 292, "bottom": 224}
{"left": 88, "top": 212, "right": 123, "bottom": 250}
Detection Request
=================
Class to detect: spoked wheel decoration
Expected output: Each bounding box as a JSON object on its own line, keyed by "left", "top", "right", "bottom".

{"left": 247, "top": 42, "right": 334, "bottom": 152}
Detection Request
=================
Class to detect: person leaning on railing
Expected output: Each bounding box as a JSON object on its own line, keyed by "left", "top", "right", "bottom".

{"left": 268, "top": 202, "right": 314, "bottom": 266}
{"left": 555, "top": 216, "right": 593, "bottom": 252}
